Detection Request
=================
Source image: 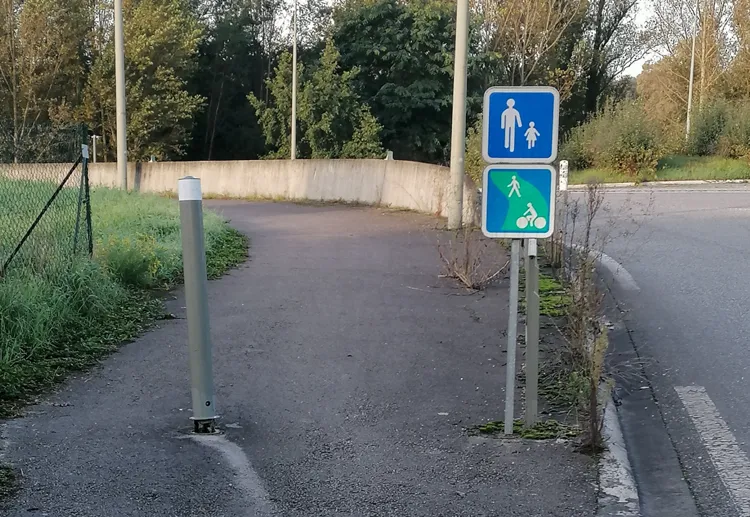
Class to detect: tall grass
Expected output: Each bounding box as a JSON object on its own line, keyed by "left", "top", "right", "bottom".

{"left": 570, "top": 154, "right": 750, "bottom": 184}
{"left": 0, "top": 182, "right": 247, "bottom": 416}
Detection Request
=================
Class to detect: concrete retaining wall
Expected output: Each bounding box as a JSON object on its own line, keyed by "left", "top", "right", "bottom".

{"left": 2, "top": 159, "right": 479, "bottom": 222}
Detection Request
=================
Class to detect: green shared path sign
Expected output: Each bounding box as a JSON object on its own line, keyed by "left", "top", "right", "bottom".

{"left": 481, "top": 165, "right": 556, "bottom": 239}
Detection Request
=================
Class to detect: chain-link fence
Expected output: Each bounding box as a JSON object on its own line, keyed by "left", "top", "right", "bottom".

{"left": 0, "top": 125, "right": 93, "bottom": 278}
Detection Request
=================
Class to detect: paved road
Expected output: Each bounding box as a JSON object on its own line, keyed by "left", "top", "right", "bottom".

{"left": 576, "top": 185, "right": 750, "bottom": 517}
{"left": 1, "top": 202, "right": 595, "bottom": 516}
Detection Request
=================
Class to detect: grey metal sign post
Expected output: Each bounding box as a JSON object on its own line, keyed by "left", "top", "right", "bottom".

{"left": 525, "top": 239, "right": 540, "bottom": 427}
{"left": 178, "top": 176, "right": 217, "bottom": 433}
{"left": 504, "top": 239, "right": 521, "bottom": 435}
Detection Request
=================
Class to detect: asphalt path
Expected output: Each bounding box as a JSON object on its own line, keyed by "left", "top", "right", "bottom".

{"left": 1, "top": 202, "right": 596, "bottom": 516}
{"left": 574, "top": 185, "right": 750, "bottom": 517}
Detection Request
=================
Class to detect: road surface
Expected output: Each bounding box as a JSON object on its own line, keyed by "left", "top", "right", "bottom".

{"left": 1, "top": 202, "right": 596, "bottom": 516}
{"left": 576, "top": 185, "right": 750, "bottom": 517}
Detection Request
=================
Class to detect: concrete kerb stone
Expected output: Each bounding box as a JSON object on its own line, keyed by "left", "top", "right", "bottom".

{"left": 569, "top": 178, "right": 750, "bottom": 189}
{"left": 597, "top": 396, "right": 640, "bottom": 517}
{"left": 553, "top": 245, "right": 642, "bottom": 516}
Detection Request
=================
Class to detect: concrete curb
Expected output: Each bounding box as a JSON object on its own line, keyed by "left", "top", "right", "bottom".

{"left": 598, "top": 397, "right": 640, "bottom": 516}
{"left": 569, "top": 179, "right": 750, "bottom": 189}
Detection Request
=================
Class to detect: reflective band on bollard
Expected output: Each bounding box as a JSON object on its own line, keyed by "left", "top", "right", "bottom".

{"left": 178, "top": 176, "right": 217, "bottom": 433}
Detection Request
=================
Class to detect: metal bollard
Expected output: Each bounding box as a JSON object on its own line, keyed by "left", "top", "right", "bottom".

{"left": 178, "top": 176, "right": 217, "bottom": 433}
{"left": 559, "top": 160, "right": 569, "bottom": 192}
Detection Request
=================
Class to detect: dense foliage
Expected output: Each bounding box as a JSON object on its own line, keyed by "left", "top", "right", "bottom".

{"left": 564, "top": 0, "right": 750, "bottom": 177}
{"left": 0, "top": 0, "right": 646, "bottom": 164}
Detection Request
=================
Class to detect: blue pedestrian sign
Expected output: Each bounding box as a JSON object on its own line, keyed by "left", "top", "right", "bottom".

{"left": 482, "top": 86, "right": 559, "bottom": 164}
{"left": 482, "top": 165, "right": 556, "bottom": 239}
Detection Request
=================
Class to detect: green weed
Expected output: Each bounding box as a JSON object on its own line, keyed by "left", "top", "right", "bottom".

{"left": 0, "top": 465, "right": 18, "bottom": 499}
{"left": 538, "top": 275, "right": 571, "bottom": 317}
{"left": 470, "top": 419, "right": 579, "bottom": 439}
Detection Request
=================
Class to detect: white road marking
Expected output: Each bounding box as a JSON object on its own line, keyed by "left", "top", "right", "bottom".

{"left": 675, "top": 386, "right": 750, "bottom": 517}
{"left": 190, "top": 433, "right": 278, "bottom": 516}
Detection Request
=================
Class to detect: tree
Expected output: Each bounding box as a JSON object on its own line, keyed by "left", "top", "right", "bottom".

{"left": 186, "top": 0, "right": 266, "bottom": 160}
{"left": 332, "top": 0, "right": 458, "bottom": 163}
{"left": 473, "top": 0, "right": 587, "bottom": 87}
{"left": 83, "top": 0, "right": 203, "bottom": 161}
{"left": 637, "top": 51, "right": 692, "bottom": 146}
{"left": 0, "top": 0, "right": 90, "bottom": 162}
{"left": 723, "top": 0, "right": 750, "bottom": 98}
{"left": 249, "top": 40, "right": 383, "bottom": 159}
{"left": 301, "top": 40, "right": 382, "bottom": 158}
{"left": 248, "top": 51, "right": 297, "bottom": 158}
{"left": 648, "top": 0, "right": 733, "bottom": 110}
{"left": 581, "top": 0, "right": 647, "bottom": 114}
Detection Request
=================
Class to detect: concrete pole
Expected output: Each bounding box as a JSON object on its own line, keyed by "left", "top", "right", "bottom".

{"left": 505, "top": 239, "right": 521, "bottom": 435}
{"left": 525, "top": 239, "right": 539, "bottom": 427}
{"left": 114, "top": 0, "right": 128, "bottom": 189}
{"left": 447, "top": 0, "right": 469, "bottom": 229}
{"left": 290, "top": 0, "right": 298, "bottom": 160}
{"left": 686, "top": 8, "right": 697, "bottom": 139}
{"left": 178, "top": 177, "right": 217, "bottom": 433}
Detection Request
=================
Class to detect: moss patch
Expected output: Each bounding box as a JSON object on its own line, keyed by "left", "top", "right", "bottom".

{"left": 0, "top": 465, "right": 19, "bottom": 500}
{"left": 469, "top": 419, "right": 579, "bottom": 440}
{"left": 538, "top": 274, "right": 571, "bottom": 317}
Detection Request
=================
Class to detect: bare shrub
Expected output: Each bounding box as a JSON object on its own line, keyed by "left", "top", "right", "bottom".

{"left": 437, "top": 227, "right": 509, "bottom": 291}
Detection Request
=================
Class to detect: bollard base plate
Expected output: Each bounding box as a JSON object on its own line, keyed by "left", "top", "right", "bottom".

{"left": 191, "top": 416, "right": 219, "bottom": 434}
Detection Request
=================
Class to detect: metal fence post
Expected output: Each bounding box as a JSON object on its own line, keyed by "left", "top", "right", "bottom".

{"left": 178, "top": 176, "right": 217, "bottom": 433}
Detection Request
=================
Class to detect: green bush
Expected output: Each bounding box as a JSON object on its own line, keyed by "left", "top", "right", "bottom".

{"left": 717, "top": 100, "right": 750, "bottom": 160}
{"left": 559, "top": 124, "right": 593, "bottom": 171}
{"left": 688, "top": 100, "right": 728, "bottom": 156}
{"left": 465, "top": 118, "right": 484, "bottom": 186}
{"left": 561, "top": 102, "right": 665, "bottom": 176}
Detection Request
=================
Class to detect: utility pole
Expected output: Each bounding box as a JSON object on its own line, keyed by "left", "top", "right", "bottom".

{"left": 686, "top": 1, "right": 697, "bottom": 139}
{"left": 114, "top": 0, "right": 128, "bottom": 189}
{"left": 447, "top": 0, "right": 469, "bottom": 229}
{"left": 291, "top": 0, "right": 298, "bottom": 160}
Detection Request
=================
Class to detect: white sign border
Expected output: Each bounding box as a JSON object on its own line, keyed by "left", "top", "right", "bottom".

{"left": 481, "top": 164, "right": 557, "bottom": 239}
{"left": 482, "top": 86, "right": 560, "bottom": 164}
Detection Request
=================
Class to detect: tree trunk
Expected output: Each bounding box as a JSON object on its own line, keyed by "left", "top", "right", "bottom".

{"left": 208, "top": 77, "right": 224, "bottom": 161}
{"left": 584, "top": 0, "right": 607, "bottom": 116}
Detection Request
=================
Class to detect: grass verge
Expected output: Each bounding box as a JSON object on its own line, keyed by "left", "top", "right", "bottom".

{"left": 469, "top": 419, "right": 579, "bottom": 440}
{"left": 0, "top": 465, "right": 19, "bottom": 500}
{"left": 570, "top": 154, "right": 750, "bottom": 184}
{"left": 0, "top": 186, "right": 248, "bottom": 419}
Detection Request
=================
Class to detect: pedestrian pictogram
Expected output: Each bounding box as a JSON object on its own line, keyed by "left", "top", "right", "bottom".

{"left": 483, "top": 86, "right": 559, "bottom": 163}
{"left": 525, "top": 122, "right": 539, "bottom": 149}
{"left": 508, "top": 175, "right": 521, "bottom": 197}
{"left": 501, "top": 99, "right": 522, "bottom": 153}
